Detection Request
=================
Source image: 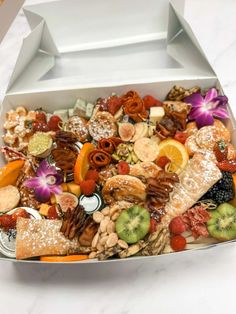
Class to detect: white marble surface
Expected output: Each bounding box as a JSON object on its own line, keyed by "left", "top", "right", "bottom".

{"left": 1, "top": 1, "right": 236, "bottom": 313}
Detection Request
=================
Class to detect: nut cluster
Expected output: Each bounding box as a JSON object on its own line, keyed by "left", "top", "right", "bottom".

{"left": 166, "top": 85, "right": 200, "bottom": 101}
{"left": 146, "top": 171, "right": 179, "bottom": 222}
{"left": 89, "top": 202, "right": 131, "bottom": 259}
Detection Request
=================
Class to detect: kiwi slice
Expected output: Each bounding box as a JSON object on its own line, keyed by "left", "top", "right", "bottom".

{"left": 207, "top": 203, "right": 236, "bottom": 241}
{"left": 115, "top": 205, "right": 150, "bottom": 244}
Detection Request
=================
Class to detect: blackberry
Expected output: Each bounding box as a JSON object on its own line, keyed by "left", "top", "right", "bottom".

{"left": 202, "top": 171, "right": 235, "bottom": 205}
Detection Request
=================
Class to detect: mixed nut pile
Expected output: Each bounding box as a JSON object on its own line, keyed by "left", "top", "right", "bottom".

{"left": 0, "top": 85, "right": 236, "bottom": 262}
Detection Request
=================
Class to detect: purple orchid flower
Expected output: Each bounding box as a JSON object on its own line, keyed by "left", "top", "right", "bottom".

{"left": 185, "top": 88, "right": 229, "bottom": 128}
{"left": 24, "top": 160, "right": 63, "bottom": 203}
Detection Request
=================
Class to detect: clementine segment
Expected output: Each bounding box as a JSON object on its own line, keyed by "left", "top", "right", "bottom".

{"left": 0, "top": 160, "right": 25, "bottom": 188}
{"left": 74, "top": 143, "right": 95, "bottom": 184}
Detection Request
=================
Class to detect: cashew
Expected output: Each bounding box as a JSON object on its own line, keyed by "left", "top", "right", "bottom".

{"left": 106, "top": 233, "right": 118, "bottom": 248}
{"left": 101, "top": 207, "right": 110, "bottom": 216}
{"left": 100, "top": 216, "right": 110, "bottom": 232}
{"left": 93, "top": 211, "right": 104, "bottom": 223}
{"left": 118, "top": 239, "right": 128, "bottom": 249}
{"left": 91, "top": 232, "right": 99, "bottom": 248}
{"left": 100, "top": 235, "right": 109, "bottom": 245}
{"left": 96, "top": 242, "right": 104, "bottom": 252}
{"left": 106, "top": 221, "right": 115, "bottom": 234}
{"left": 111, "top": 212, "right": 120, "bottom": 221}
{"left": 89, "top": 251, "right": 97, "bottom": 259}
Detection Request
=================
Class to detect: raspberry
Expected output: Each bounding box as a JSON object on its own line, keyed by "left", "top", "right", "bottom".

{"left": 36, "top": 111, "right": 47, "bottom": 123}
{"left": 143, "top": 95, "right": 163, "bottom": 110}
{"left": 170, "top": 235, "right": 186, "bottom": 251}
{"left": 47, "top": 115, "right": 62, "bottom": 131}
{"left": 0, "top": 214, "right": 16, "bottom": 231}
{"left": 156, "top": 156, "right": 170, "bottom": 168}
{"left": 169, "top": 216, "right": 186, "bottom": 234}
{"left": 107, "top": 95, "right": 122, "bottom": 115}
{"left": 174, "top": 132, "right": 188, "bottom": 144}
{"left": 80, "top": 180, "right": 96, "bottom": 196}
{"left": 85, "top": 169, "right": 99, "bottom": 182}
{"left": 117, "top": 161, "right": 130, "bottom": 175}
{"left": 33, "top": 121, "right": 50, "bottom": 132}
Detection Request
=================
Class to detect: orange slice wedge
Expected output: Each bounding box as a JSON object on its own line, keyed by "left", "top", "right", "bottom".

{"left": 74, "top": 143, "right": 95, "bottom": 184}
{"left": 158, "top": 139, "right": 189, "bottom": 174}
{"left": 40, "top": 255, "right": 89, "bottom": 262}
{"left": 0, "top": 160, "right": 25, "bottom": 188}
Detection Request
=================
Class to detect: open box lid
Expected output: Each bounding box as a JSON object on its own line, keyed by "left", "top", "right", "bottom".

{"left": 6, "top": 0, "right": 216, "bottom": 95}
{"left": 0, "top": 0, "right": 25, "bottom": 44}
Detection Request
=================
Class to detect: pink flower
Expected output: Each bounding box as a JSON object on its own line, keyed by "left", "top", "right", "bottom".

{"left": 24, "top": 160, "right": 63, "bottom": 203}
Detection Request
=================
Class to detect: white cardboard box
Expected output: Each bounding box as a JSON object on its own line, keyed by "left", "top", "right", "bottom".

{"left": 0, "top": 0, "right": 235, "bottom": 263}
{"left": 0, "top": 0, "right": 25, "bottom": 43}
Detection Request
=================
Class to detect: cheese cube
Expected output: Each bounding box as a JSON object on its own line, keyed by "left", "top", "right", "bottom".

{"left": 149, "top": 107, "right": 165, "bottom": 124}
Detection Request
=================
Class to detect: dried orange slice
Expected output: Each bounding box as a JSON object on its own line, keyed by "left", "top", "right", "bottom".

{"left": 0, "top": 160, "right": 25, "bottom": 188}
{"left": 74, "top": 143, "right": 95, "bottom": 184}
{"left": 158, "top": 139, "right": 189, "bottom": 174}
{"left": 40, "top": 255, "right": 89, "bottom": 262}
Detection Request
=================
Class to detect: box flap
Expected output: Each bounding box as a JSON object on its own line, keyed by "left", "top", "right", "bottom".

{"left": 6, "top": 0, "right": 216, "bottom": 95}
{"left": 0, "top": 0, "right": 25, "bottom": 44}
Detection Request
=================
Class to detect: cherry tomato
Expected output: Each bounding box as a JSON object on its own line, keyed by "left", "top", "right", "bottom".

{"left": 117, "top": 161, "right": 130, "bottom": 175}
{"left": 174, "top": 132, "right": 188, "bottom": 144}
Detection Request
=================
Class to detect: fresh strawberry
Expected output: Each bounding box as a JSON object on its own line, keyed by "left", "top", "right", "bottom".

{"left": 143, "top": 95, "right": 163, "bottom": 110}
{"left": 117, "top": 161, "right": 130, "bottom": 175}
{"left": 214, "top": 140, "right": 228, "bottom": 162}
{"left": 36, "top": 111, "right": 47, "bottom": 123}
{"left": 170, "top": 235, "right": 186, "bottom": 251}
{"left": 85, "top": 169, "right": 99, "bottom": 182}
{"left": 217, "top": 160, "right": 236, "bottom": 173}
{"left": 169, "top": 216, "right": 186, "bottom": 234}
{"left": 156, "top": 156, "right": 171, "bottom": 168}
{"left": 12, "top": 208, "right": 30, "bottom": 221}
{"left": 174, "top": 132, "right": 188, "bottom": 144}
{"left": 47, "top": 115, "right": 62, "bottom": 131}
{"left": 47, "top": 205, "right": 59, "bottom": 220}
{"left": 80, "top": 179, "right": 96, "bottom": 196}
{"left": 107, "top": 95, "right": 122, "bottom": 115}
{"left": 33, "top": 121, "right": 50, "bottom": 132}
{"left": 149, "top": 217, "right": 157, "bottom": 233}
{"left": 0, "top": 214, "right": 16, "bottom": 231}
